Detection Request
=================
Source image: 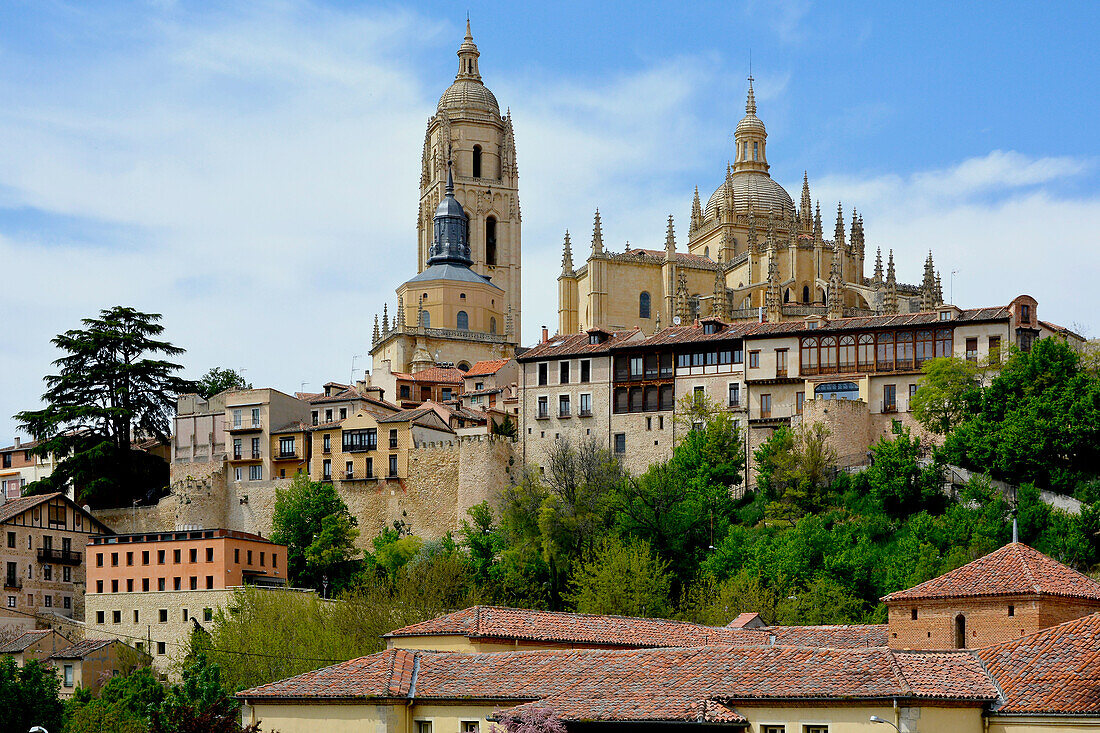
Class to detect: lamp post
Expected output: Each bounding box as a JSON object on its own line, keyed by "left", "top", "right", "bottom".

{"left": 869, "top": 716, "right": 900, "bottom": 731}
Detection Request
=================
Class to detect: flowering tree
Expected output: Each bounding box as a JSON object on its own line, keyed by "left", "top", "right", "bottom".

{"left": 492, "top": 707, "right": 567, "bottom": 733}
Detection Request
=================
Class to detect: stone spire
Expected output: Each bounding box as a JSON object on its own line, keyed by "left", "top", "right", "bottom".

{"left": 935, "top": 271, "right": 944, "bottom": 305}
{"left": 675, "top": 273, "right": 689, "bottom": 323}
{"left": 591, "top": 209, "right": 604, "bottom": 255}
{"left": 746, "top": 75, "right": 757, "bottom": 115}
{"left": 813, "top": 201, "right": 823, "bottom": 244}
{"left": 561, "top": 230, "right": 574, "bottom": 275}
{"left": 372, "top": 314, "right": 380, "bottom": 344}
{"left": 873, "top": 246, "right": 883, "bottom": 285}
{"left": 506, "top": 305, "right": 514, "bottom": 339}
{"left": 723, "top": 164, "right": 736, "bottom": 221}
{"left": 834, "top": 203, "right": 845, "bottom": 248}
{"left": 712, "top": 261, "right": 728, "bottom": 321}
{"left": 849, "top": 209, "right": 859, "bottom": 253}
{"left": 921, "top": 251, "right": 937, "bottom": 310}
{"left": 884, "top": 250, "right": 898, "bottom": 314}
{"left": 427, "top": 157, "right": 472, "bottom": 266}
{"left": 800, "top": 172, "right": 812, "bottom": 229}
{"left": 455, "top": 18, "right": 482, "bottom": 81}
{"left": 747, "top": 208, "right": 758, "bottom": 252}
{"left": 690, "top": 186, "right": 703, "bottom": 232}
{"left": 382, "top": 303, "right": 389, "bottom": 332}
{"left": 665, "top": 215, "right": 676, "bottom": 259}
{"left": 396, "top": 297, "right": 404, "bottom": 329}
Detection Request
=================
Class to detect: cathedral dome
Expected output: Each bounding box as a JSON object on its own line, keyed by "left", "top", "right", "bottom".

{"left": 735, "top": 111, "right": 766, "bottom": 137}
{"left": 437, "top": 79, "right": 500, "bottom": 115}
{"left": 705, "top": 171, "right": 795, "bottom": 221}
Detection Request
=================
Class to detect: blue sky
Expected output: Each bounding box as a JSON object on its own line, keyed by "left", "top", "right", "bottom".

{"left": 1, "top": 0, "right": 1098, "bottom": 440}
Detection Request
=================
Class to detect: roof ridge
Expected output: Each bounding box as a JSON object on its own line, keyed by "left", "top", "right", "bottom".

{"left": 1013, "top": 543, "right": 1041, "bottom": 593}
{"left": 886, "top": 648, "right": 915, "bottom": 697}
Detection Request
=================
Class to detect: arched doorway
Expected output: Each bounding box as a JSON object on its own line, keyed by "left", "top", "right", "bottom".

{"left": 954, "top": 614, "right": 966, "bottom": 648}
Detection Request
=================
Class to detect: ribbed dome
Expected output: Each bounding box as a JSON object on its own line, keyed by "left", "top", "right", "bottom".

{"left": 705, "top": 171, "right": 795, "bottom": 221}
{"left": 438, "top": 79, "right": 499, "bottom": 115}
{"left": 735, "top": 112, "right": 766, "bottom": 136}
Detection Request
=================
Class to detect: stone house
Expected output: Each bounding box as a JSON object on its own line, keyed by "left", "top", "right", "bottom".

{"left": 48, "top": 638, "right": 150, "bottom": 698}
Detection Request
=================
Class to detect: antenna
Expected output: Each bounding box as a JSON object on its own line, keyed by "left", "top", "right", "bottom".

{"left": 350, "top": 354, "right": 365, "bottom": 385}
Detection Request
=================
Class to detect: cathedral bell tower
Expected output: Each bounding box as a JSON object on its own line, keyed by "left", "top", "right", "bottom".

{"left": 418, "top": 21, "right": 522, "bottom": 339}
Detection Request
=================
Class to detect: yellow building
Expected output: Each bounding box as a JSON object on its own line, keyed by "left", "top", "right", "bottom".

{"left": 370, "top": 22, "right": 520, "bottom": 377}
{"left": 558, "top": 77, "right": 944, "bottom": 335}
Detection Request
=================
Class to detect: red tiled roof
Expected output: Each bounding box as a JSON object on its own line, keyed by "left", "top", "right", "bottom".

{"left": 977, "top": 613, "right": 1100, "bottom": 714}
{"left": 769, "top": 624, "right": 889, "bottom": 648}
{"left": 464, "top": 359, "right": 512, "bottom": 377}
{"left": 49, "top": 638, "right": 114, "bottom": 660}
{"left": 728, "top": 612, "right": 764, "bottom": 629}
{"left": 407, "top": 366, "right": 466, "bottom": 384}
{"left": 0, "top": 492, "right": 62, "bottom": 524}
{"left": 239, "top": 644, "right": 997, "bottom": 708}
{"left": 0, "top": 629, "right": 56, "bottom": 654}
{"left": 383, "top": 606, "right": 767, "bottom": 648}
{"left": 882, "top": 543, "right": 1100, "bottom": 603}
{"left": 271, "top": 420, "right": 309, "bottom": 435}
{"left": 0, "top": 439, "right": 39, "bottom": 453}
{"left": 519, "top": 329, "right": 642, "bottom": 362}
{"left": 500, "top": 694, "right": 747, "bottom": 725}
{"left": 740, "top": 306, "right": 1011, "bottom": 338}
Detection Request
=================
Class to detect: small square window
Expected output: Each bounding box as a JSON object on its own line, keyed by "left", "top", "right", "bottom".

{"left": 159, "top": 609, "right": 168, "bottom": 623}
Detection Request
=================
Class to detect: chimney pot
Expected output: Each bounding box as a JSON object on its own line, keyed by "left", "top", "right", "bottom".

{"left": 541, "top": 326, "right": 549, "bottom": 343}
{"left": 13, "top": 437, "right": 20, "bottom": 449}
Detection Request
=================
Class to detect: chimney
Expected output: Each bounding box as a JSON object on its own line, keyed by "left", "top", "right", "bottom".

{"left": 13, "top": 437, "right": 20, "bottom": 449}
{"left": 541, "top": 326, "right": 549, "bottom": 343}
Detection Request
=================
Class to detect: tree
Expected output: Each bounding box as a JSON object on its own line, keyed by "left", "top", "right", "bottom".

{"left": 15, "top": 306, "right": 191, "bottom": 506}
{"left": 151, "top": 654, "right": 263, "bottom": 733}
{"left": 862, "top": 428, "right": 943, "bottom": 518}
{"left": 910, "top": 356, "right": 983, "bottom": 434}
{"left": 678, "top": 571, "right": 779, "bottom": 626}
{"left": 66, "top": 666, "right": 166, "bottom": 733}
{"left": 567, "top": 537, "right": 672, "bottom": 617}
{"left": 493, "top": 706, "right": 568, "bottom": 733}
{"left": 491, "top": 414, "right": 518, "bottom": 439}
{"left": 0, "top": 656, "right": 63, "bottom": 733}
{"left": 756, "top": 423, "right": 838, "bottom": 523}
{"left": 196, "top": 368, "right": 251, "bottom": 399}
{"left": 270, "top": 474, "right": 362, "bottom": 592}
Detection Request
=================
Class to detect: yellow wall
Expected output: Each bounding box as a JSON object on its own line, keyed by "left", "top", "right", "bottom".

{"left": 738, "top": 703, "right": 984, "bottom": 732}
{"left": 988, "top": 717, "right": 1100, "bottom": 733}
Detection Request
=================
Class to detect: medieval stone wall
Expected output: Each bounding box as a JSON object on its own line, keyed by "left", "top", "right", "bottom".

{"left": 95, "top": 439, "right": 516, "bottom": 549}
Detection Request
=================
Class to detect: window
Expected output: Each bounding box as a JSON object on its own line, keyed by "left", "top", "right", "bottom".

{"left": 322, "top": 459, "right": 332, "bottom": 481}
{"left": 63, "top": 664, "right": 73, "bottom": 687}
{"left": 490, "top": 317, "right": 497, "bottom": 334}
{"left": 366, "top": 457, "right": 374, "bottom": 478}
{"left": 5, "top": 532, "right": 12, "bottom": 549}
{"left": 134, "top": 609, "right": 140, "bottom": 623}
{"left": 441, "top": 387, "right": 453, "bottom": 401}
{"left": 989, "top": 336, "right": 1001, "bottom": 363}
{"left": 183, "top": 609, "right": 189, "bottom": 621}
{"left": 537, "top": 396, "right": 549, "bottom": 419}
{"left": 752, "top": 141, "right": 759, "bottom": 161}
{"left": 96, "top": 610, "right": 104, "bottom": 624}
{"left": 346, "top": 460, "right": 353, "bottom": 478}
{"left": 126, "top": 578, "right": 133, "bottom": 592}
{"left": 158, "top": 578, "right": 165, "bottom": 591}
{"left": 343, "top": 429, "right": 377, "bottom": 452}
{"left": 233, "top": 438, "right": 242, "bottom": 460}
{"left": 749, "top": 351, "right": 759, "bottom": 369}
{"left": 1008, "top": 604, "right": 1014, "bottom": 617}
{"left": 339, "top": 407, "right": 347, "bottom": 420}
{"left": 234, "top": 549, "right": 240, "bottom": 564}
{"left": 204, "top": 607, "right": 213, "bottom": 622}
{"left": 420, "top": 310, "right": 430, "bottom": 328}
{"left": 883, "top": 384, "right": 897, "bottom": 412}
{"left": 157, "top": 642, "right": 166, "bottom": 655}
{"left": 141, "top": 578, "right": 148, "bottom": 591}
{"left": 96, "top": 580, "right": 103, "bottom": 593}
{"left": 63, "top": 595, "right": 70, "bottom": 609}
{"left": 558, "top": 395, "right": 571, "bottom": 417}
{"left": 909, "top": 383, "right": 918, "bottom": 403}
{"left": 249, "top": 465, "right": 262, "bottom": 481}
{"left": 966, "top": 337, "right": 978, "bottom": 362}
{"left": 389, "top": 455, "right": 398, "bottom": 477}
{"left": 325, "top": 408, "right": 333, "bottom": 422}
{"left": 579, "top": 393, "right": 592, "bottom": 416}
{"left": 232, "top": 409, "right": 242, "bottom": 428}
{"left": 247, "top": 551, "right": 253, "bottom": 564}
{"left": 323, "top": 434, "right": 331, "bottom": 453}
{"left": 462, "top": 722, "right": 480, "bottom": 733}
{"left": 158, "top": 550, "right": 165, "bottom": 565}
{"left": 142, "top": 550, "right": 149, "bottom": 565}
{"left": 693, "top": 386, "right": 705, "bottom": 404}
{"left": 417, "top": 722, "right": 432, "bottom": 733}
{"left": 760, "top": 393, "right": 772, "bottom": 418}
{"left": 559, "top": 361, "right": 570, "bottom": 384}
{"left": 312, "top": 411, "right": 319, "bottom": 426}
{"left": 111, "top": 552, "right": 119, "bottom": 567}
{"left": 42, "top": 564, "right": 52, "bottom": 581}
{"left": 1021, "top": 303, "right": 1031, "bottom": 323}
{"left": 613, "top": 433, "right": 626, "bottom": 454}
{"left": 472, "top": 144, "right": 482, "bottom": 177}
{"left": 190, "top": 548, "right": 197, "bottom": 563}
{"left": 954, "top": 614, "right": 967, "bottom": 648}
{"left": 538, "top": 363, "right": 548, "bottom": 386}
{"left": 63, "top": 566, "right": 71, "bottom": 582}
{"left": 95, "top": 552, "right": 105, "bottom": 567}
{"left": 796, "top": 391, "right": 805, "bottom": 415}
{"left": 911, "top": 608, "right": 918, "bottom": 620}
{"left": 44, "top": 594, "right": 52, "bottom": 607}
{"left": 190, "top": 576, "right": 197, "bottom": 590}
{"left": 775, "top": 349, "right": 788, "bottom": 377}
{"left": 639, "top": 291, "right": 651, "bottom": 319}
{"left": 279, "top": 436, "right": 296, "bottom": 457}
{"left": 804, "top": 727, "right": 828, "bottom": 733}
{"left": 234, "top": 466, "right": 243, "bottom": 482}
{"left": 457, "top": 310, "right": 469, "bottom": 330}
{"left": 485, "top": 216, "right": 497, "bottom": 265}
{"left": 251, "top": 436, "right": 261, "bottom": 459}
{"left": 113, "top": 610, "right": 121, "bottom": 624}
{"left": 206, "top": 547, "right": 214, "bottom": 562}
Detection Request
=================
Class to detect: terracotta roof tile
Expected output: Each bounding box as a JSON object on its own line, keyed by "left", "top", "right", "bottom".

{"left": 0, "top": 493, "right": 63, "bottom": 524}
{"left": 408, "top": 367, "right": 466, "bottom": 384}
{"left": 768, "top": 624, "right": 889, "bottom": 648}
{"left": 977, "top": 613, "right": 1100, "bottom": 714}
{"left": 383, "top": 606, "right": 767, "bottom": 647}
{"left": 49, "top": 638, "right": 114, "bottom": 660}
{"left": 882, "top": 543, "right": 1100, "bottom": 602}
{"left": 519, "top": 329, "right": 642, "bottom": 362}
{"left": 0, "top": 629, "right": 55, "bottom": 653}
{"left": 464, "top": 359, "right": 512, "bottom": 377}
{"left": 240, "top": 644, "right": 996, "bottom": 709}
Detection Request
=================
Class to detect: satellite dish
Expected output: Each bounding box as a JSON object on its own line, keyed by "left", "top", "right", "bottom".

{"left": 673, "top": 316, "right": 682, "bottom": 326}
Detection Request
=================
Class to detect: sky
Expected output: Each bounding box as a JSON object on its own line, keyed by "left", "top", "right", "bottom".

{"left": 1, "top": 0, "right": 1098, "bottom": 441}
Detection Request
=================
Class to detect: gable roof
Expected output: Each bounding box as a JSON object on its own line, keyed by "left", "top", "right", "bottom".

{"left": 768, "top": 624, "right": 889, "bottom": 648}
{"left": 238, "top": 644, "right": 997, "bottom": 710}
{"left": 0, "top": 493, "right": 111, "bottom": 534}
{"left": 0, "top": 629, "right": 61, "bottom": 654}
{"left": 977, "top": 613, "right": 1100, "bottom": 715}
{"left": 48, "top": 638, "right": 114, "bottom": 660}
{"left": 383, "top": 605, "right": 768, "bottom": 648}
{"left": 519, "top": 329, "right": 642, "bottom": 362}
{"left": 882, "top": 543, "right": 1100, "bottom": 603}
{"left": 464, "top": 359, "right": 512, "bottom": 377}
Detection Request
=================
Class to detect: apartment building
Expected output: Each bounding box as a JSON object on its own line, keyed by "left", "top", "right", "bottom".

{"left": 225, "top": 388, "right": 311, "bottom": 487}
{"left": 461, "top": 359, "right": 519, "bottom": 414}
{"left": 389, "top": 366, "right": 467, "bottom": 409}
{"left": 305, "top": 382, "right": 397, "bottom": 427}
{"left": 0, "top": 438, "right": 59, "bottom": 501}
{"left": 309, "top": 407, "right": 454, "bottom": 485}
{"left": 0, "top": 493, "right": 112, "bottom": 634}
{"left": 85, "top": 528, "right": 287, "bottom": 672}
{"left": 519, "top": 328, "right": 643, "bottom": 468}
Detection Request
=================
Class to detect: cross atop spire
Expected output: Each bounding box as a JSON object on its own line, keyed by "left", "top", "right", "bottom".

{"left": 456, "top": 18, "right": 481, "bottom": 81}
{"left": 746, "top": 74, "right": 757, "bottom": 116}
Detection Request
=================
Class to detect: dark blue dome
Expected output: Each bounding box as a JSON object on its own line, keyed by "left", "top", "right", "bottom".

{"left": 428, "top": 162, "right": 472, "bottom": 266}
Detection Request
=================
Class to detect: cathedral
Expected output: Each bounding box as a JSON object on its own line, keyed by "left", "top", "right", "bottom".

{"left": 370, "top": 22, "right": 521, "bottom": 377}
{"left": 558, "top": 78, "right": 944, "bottom": 335}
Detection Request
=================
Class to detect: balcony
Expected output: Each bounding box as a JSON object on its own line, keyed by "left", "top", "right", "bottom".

{"left": 345, "top": 470, "right": 355, "bottom": 480}
{"left": 4, "top": 577, "right": 21, "bottom": 590}
{"left": 536, "top": 409, "right": 549, "bottom": 420}
{"left": 578, "top": 410, "right": 593, "bottom": 418}
{"left": 276, "top": 451, "right": 300, "bottom": 460}
{"left": 38, "top": 548, "right": 82, "bottom": 565}
{"left": 228, "top": 421, "right": 263, "bottom": 434}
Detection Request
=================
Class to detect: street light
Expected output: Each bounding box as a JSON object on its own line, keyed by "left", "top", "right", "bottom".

{"left": 869, "top": 716, "right": 900, "bottom": 731}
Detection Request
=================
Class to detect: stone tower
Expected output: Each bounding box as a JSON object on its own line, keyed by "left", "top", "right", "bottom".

{"left": 418, "top": 21, "right": 522, "bottom": 338}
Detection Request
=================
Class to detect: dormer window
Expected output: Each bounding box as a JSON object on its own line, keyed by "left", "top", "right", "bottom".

{"left": 589, "top": 334, "right": 600, "bottom": 345}
{"left": 702, "top": 322, "right": 721, "bottom": 335}
{"left": 939, "top": 310, "right": 952, "bottom": 321}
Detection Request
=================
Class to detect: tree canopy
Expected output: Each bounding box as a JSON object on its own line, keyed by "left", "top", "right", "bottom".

{"left": 15, "top": 306, "right": 191, "bottom": 506}
{"left": 196, "top": 368, "right": 251, "bottom": 399}
{"left": 270, "top": 474, "right": 362, "bottom": 593}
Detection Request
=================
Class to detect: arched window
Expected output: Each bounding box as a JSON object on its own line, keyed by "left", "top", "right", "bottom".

{"left": 814, "top": 381, "right": 859, "bottom": 400}
{"left": 820, "top": 336, "right": 838, "bottom": 374}
{"left": 485, "top": 217, "right": 497, "bottom": 265}
{"left": 639, "top": 291, "right": 651, "bottom": 319}
{"left": 472, "top": 145, "right": 482, "bottom": 178}
{"left": 858, "top": 334, "right": 875, "bottom": 370}
{"left": 753, "top": 142, "right": 759, "bottom": 161}
{"left": 801, "top": 337, "right": 818, "bottom": 374}
{"left": 420, "top": 310, "right": 430, "bottom": 328}
{"left": 802, "top": 285, "right": 810, "bottom": 303}
{"left": 490, "top": 317, "right": 497, "bottom": 334}
{"left": 457, "top": 361, "right": 471, "bottom": 372}
{"left": 784, "top": 288, "right": 791, "bottom": 303}
{"left": 954, "top": 614, "right": 966, "bottom": 649}
{"left": 839, "top": 335, "right": 856, "bottom": 371}
{"left": 456, "top": 311, "right": 469, "bottom": 330}
{"left": 459, "top": 292, "right": 466, "bottom": 299}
